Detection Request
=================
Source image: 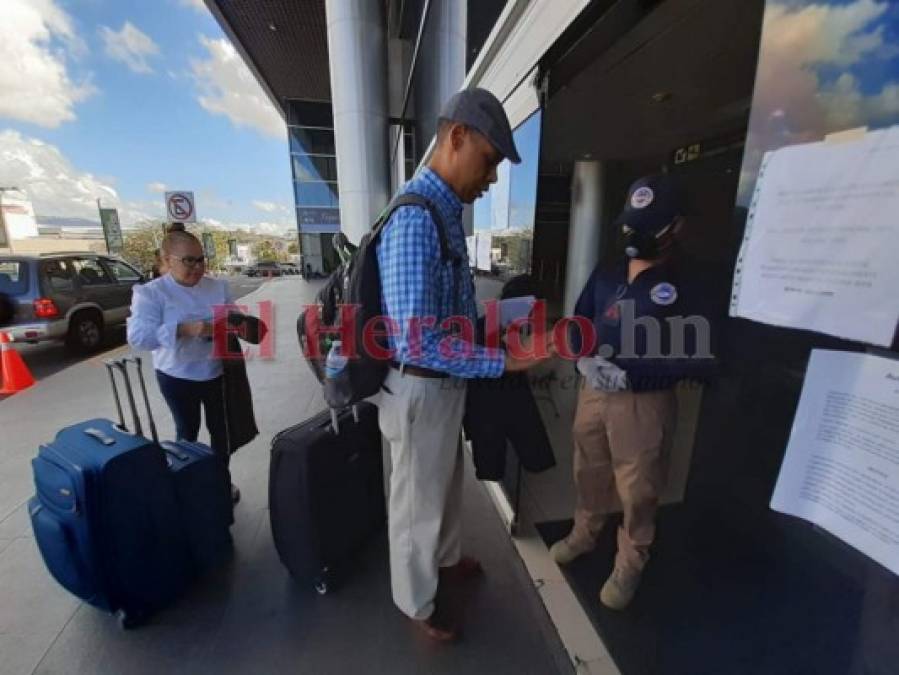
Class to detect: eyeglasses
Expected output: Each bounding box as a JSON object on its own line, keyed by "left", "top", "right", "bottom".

{"left": 175, "top": 255, "right": 206, "bottom": 268}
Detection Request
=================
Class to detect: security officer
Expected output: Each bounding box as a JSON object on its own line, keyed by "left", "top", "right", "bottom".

{"left": 551, "top": 174, "right": 714, "bottom": 610}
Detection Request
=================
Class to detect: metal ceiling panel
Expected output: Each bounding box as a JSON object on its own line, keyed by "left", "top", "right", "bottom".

{"left": 208, "top": 0, "right": 332, "bottom": 107}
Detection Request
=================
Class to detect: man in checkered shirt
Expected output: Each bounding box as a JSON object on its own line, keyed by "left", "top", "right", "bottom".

{"left": 376, "top": 88, "right": 552, "bottom": 642}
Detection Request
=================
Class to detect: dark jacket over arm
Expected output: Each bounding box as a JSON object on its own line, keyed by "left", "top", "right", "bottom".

{"left": 463, "top": 312, "right": 556, "bottom": 481}
{"left": 221, "top": 313, "right": 266, "bottom": 454}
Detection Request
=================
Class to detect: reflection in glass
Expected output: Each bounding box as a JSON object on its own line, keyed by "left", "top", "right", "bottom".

{"left": 731, "top": 3, "right": 899, "bottom": 672}
{"left": 737, "top": 0, "right": 899, "bottom": 206}
{"left": 470, "top": 111, "right": 542, "bottom": 282}
{"left": 294, "top": 181, "right": 339, "bottom": 208}
{"left": 287, "top": 100, "right": 333, "bottom": 128}
{"left": 292, "top": 154, "right": 338, "bottom": 182}
{"left": 289, "top": 127, "right": 336, "bottom": 155}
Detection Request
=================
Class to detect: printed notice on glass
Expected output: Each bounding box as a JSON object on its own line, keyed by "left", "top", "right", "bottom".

{"left": 731, "top": 126, "right": 899, "bottom": 346}
{"left": 771, "top": 350, "right": 899, "bottom": 576}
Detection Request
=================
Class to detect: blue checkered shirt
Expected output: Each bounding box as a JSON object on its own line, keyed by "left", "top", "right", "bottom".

{"left": 376, "top": 167, "right": 505, "bottom": 378}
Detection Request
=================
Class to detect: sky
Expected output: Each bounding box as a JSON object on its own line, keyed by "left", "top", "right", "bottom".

{"left": 0, "top": 0, "right": 295, "bottom": 235}
{"left": 737, "top": 0, "right": 899, "bottom": 204}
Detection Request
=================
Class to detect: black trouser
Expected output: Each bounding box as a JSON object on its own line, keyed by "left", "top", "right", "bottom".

{"left": 155, "top": 370, "right": 229, "bottom": 464}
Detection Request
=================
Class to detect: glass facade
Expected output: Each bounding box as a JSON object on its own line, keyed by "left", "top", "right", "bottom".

{"left": 717, "top": 3, "right": 899, "bottom": 671}
{"left": 471, "top": 110, "right": 542, "bottom": 289}
{"left": 738, "top": 0, "right": 899, "bottom": 206}
{"left": 287, "top": 100, "right": 340, "bottom": 233}
{"left": 505, "top": 2, "right": 899, "bottom": 673}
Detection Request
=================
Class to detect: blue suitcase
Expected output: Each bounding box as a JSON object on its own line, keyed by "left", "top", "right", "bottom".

{"left": 29, "top": 358, "right": 193, "bottom": 628}
{"left": 161, "top": 439, "right": 233, "bottom": 570}
{"left": 125, "top": 356, "right": 233, "bottom": 572}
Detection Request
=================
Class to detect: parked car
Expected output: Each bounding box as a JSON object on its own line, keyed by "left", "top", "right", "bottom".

{"left": 0, "top": 252, "right": 145, "bottom": 352}
{"left": 281, "top": 263, "right": 300, "bottom": 276}
{"left": 246, "top": 261, "right": 282, "bottom": 278}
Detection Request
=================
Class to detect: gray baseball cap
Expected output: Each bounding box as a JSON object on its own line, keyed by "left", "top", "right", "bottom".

{"left": 438, "top": 88, "right": 521, "bottom": 164}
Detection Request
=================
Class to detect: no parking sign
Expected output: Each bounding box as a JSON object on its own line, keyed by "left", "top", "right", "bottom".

{"left": 165, "top": 191, "right": 196, "bottom": 223}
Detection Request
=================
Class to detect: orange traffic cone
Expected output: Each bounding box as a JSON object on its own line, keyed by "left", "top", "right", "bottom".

{"left": 0, "top": 332, "right": 35, "bottom": 394}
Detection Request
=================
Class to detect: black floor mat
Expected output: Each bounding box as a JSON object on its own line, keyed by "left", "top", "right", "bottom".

{"left": 536, "top": 506, "right": 867, "bottom": 675}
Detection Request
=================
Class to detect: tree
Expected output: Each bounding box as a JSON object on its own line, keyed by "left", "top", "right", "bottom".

{"left": 196, "top": 226, "right": 236, "bottom": 273}
{"left": 253, "top": 239, "right": 289, "bottom": 262}
{"left": 287, "top": 241, "right": 299, "bottom": 255}
{"left": 121, "top": 222, "right": 165, "bottom": 274}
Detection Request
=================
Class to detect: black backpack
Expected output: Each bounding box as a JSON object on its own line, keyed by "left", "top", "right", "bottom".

{"left": 297, "top": 193, "right": 459, "bottom": 408}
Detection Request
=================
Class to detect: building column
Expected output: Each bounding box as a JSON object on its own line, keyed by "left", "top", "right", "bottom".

{"left": 563, "top": 161, "right": 606, "bottom": 315}
{"left": 325, "top": 0, "right": 390, "bottom": 244}
{"left": 413, "top": 0, "right": 467, "bottom": 157}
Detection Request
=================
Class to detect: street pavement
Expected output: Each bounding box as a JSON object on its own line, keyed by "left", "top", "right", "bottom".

{"left": 0, "top": 276, "right": 571, "bottom": 675}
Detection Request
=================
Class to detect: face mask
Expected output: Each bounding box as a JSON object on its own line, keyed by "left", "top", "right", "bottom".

{"left": 622, "top": 221, "right": 677, "bottom": 260}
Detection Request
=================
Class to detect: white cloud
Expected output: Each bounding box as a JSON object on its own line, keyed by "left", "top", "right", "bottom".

{"left": 100, "top": 22, "right": 159, "bottom": 74}
{"left": 147, "top": 181, "right": 167, "bottom": 194}
{"left": 178, "top": 0, "right": 208, "bottom": 13}
{"left": 754, "top": 0, "right": 896, "bottom": 134}
{"left": 763, "top": 0, "right": 894, "bottom": 67}
{"left": 238, "top": 222, "right": 294, "bottom": 237}
{"left": 0, "top": 130, "right": 154, "bottom": 224}
{"left": 740, "top": 1, "right": 899, "bottom": 201}
{"left": 0, "top": 0, "right": 95, "bottom": 128}
{"left": 191, "top": 36, "right": 285, "bottom": 138}
{"left": 252, "top": 200, "right": 288, "bottom": 213}
{"left": 202, "top": 218, "right": 294, "bottom": 237}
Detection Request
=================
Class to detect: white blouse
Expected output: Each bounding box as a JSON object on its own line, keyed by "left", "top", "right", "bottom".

{"left": 126, "top": 274, "right": 232, "bottom": 381}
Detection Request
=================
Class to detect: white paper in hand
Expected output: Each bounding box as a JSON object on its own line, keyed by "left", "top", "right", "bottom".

{"left": 499, "top": 296, "right": 536, "bottom": 328}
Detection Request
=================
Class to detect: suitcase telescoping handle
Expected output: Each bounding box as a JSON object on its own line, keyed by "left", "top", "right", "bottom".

{"left": 327, "top": 404, "right": 360, "bottom": 435}
{"left": 126, "top": 355, "right": 159, "bottom": 445}
{"left": 113, "top": 359, "right": 143, "bottom": 437}
{"left": 102, "top": 356, "right": 159, "bottom": 444}
{"left": 104, "top": 361, "right": 127, "bottom": 430}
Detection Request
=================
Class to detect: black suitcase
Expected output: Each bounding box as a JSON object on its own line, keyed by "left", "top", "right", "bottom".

{"left": 269, "top": 403, "right": 386, "bottom": 594}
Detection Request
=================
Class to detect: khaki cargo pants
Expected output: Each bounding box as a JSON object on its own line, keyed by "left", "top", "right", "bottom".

{"left": 570, "top": 383, "right": 677, "bottom": 573}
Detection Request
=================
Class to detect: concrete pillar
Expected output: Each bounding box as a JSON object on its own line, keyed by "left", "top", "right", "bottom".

{"left": 413, "top": 0, "right": 467, "bottom": 157}
{"left": 325, "top": 0, "right": 390, "bottom": 244}
{"left": 564, "top": 161, "right": 606, "bottom": 315}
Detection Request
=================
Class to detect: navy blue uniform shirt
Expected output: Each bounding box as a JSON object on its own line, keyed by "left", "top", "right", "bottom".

{"left": 571, "top": 257, "right": 717, "bottom": 392}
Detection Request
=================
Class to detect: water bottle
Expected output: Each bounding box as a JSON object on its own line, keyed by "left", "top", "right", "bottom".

{"left": 324, "top": 340, "right": 348, "bottom": 379}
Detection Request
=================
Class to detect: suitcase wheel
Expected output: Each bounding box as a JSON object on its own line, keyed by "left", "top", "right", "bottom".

{"left": 116, "top": 608, "right": 146, "bottom": 630}
{"left": 314, "top": 568, "right": 331, "bottom": 595}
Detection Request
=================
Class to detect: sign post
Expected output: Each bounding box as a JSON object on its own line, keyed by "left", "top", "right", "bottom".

{"left": 0, "top": 208, "right": 8, "bottom": 250}
{"left": 202, "top": 232, "right": 217, "bottom": 265}
{"left": 165, "top": 191, "right": 197, "bottom": 223}
{"left": 97, "top": 200, "right": 124, "bottom": 255}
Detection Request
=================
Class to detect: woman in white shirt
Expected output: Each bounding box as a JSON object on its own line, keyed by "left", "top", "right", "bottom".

{"left": 127, "top": 229, "right": 240, "bottom": 503}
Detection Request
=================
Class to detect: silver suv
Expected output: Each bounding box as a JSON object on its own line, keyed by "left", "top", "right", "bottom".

{"left": 0, "top": 252, "right": 145, "bottom": 353}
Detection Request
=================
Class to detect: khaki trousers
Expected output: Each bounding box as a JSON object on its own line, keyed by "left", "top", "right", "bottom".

{"left": 377, "top": 369, "right": 466, "bottom": 620}
{"left": 571, "top": 383, "right": 677, "bottom": 573}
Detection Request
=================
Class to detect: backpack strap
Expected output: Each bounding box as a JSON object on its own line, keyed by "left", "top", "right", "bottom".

{"left": 371, "top": 192, "right": 459, "bottom": 263}
{"left": 372, "top": 192, "right": 464, "bottom": 318}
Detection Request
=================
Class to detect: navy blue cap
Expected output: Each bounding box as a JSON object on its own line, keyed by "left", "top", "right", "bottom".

{"left": 439, "top": 88, "right": 521, "bottom": 164}
{"left": 614, "top": 174, "right": 684, "bottom": 233}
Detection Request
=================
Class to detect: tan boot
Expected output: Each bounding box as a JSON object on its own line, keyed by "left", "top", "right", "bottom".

{"left": 599, "top": 567, "right": 641, "bottom": 610}
{"left": 549, "top": 535, "right": 595, "bottom": 565}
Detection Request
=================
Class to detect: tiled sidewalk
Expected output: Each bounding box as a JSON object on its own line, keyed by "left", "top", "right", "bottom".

{"left": 0, "top": 277, "right": 571, "bottom": 675}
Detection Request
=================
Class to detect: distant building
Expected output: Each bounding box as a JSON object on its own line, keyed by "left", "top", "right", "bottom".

{"left": 0, "top": 189, "right": 106, "bottom": 255}
{"left": 224, "top": 243, "right": 256, "bottom": 273}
